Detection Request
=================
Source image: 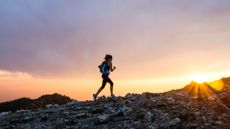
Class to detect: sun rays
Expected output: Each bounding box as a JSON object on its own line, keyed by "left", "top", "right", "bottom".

{"left": 185, "top": 79, "right": 224, "bottom": 99}
{"left": 186, "top": 73, "right": 225, "bottom": 98}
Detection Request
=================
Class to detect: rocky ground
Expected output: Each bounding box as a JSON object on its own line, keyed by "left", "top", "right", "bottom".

{"left": 1, "top": 78, "right": 230, "bottom": 129}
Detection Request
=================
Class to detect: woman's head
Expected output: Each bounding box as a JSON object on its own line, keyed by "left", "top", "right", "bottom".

{"left": 104, "top": 54, "right": 113, "bottom": 62}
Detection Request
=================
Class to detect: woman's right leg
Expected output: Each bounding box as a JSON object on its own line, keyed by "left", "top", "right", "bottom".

{"left": 107, "top": 78, "right": 114, "bottom": 96}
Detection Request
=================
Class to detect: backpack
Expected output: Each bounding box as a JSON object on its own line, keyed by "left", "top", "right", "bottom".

{"left": 98, "top": 61, "right": 107, "bottom": 74}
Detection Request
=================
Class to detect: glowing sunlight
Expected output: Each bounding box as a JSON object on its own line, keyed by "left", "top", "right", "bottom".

{"left": 187, "top": 73, "right": 210, "bottom": 83}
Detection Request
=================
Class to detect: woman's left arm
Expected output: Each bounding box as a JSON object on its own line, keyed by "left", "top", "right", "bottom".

{"left": 109, "top": 63, "right": 116, "bottom": 72}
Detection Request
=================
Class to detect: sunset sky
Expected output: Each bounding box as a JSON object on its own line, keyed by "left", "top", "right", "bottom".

{"left": 1, "top": 0, "right": 230, "bottom": 102}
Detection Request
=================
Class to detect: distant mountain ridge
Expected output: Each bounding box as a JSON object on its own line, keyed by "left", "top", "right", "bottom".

{"left": 0, "top": 93, "right": 73, "bottom": 112}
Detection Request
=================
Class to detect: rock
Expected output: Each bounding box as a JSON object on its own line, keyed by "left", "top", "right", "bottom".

{"left": 147, "top": 123, "right": 158, "bottom": 129}
{"left": 145, "top": 111, "right": 153, "bottom": 122}
{"left": 66, "top": 101, "right": 78, "bottom": 107}
{"left": 125, "top": 93, "right": 135, "bottom": 98}
{"left": 135, "top": 110, "right": 146, "bottom": 120}
{"left": 45, "top": 104, "right": 59, "bottom": 109}
{"left": 97, "top": 96, "right": 107, "bottom": 102}
{"left": 16, "top": 109, "right": 29, "bottom": 113}
{"left": 109, "top": 95, "right": 117, "bottom": 101}
{"left": 166, "top": 97, "right": 175, "bottom": 102}
{"left": 186, "top": 123, "right": 198, "bottom": 128}
{"left": 40, "top": 116, "right": 48, "bottom": 121}
{"left": 202, "top": 116, "right": 207, "bottom": 121}
{"left": 63, "top": 111, "right": 70, "bottom": 116}
{"left": 204, "top": 123, "right": 210, "bottom": 126}
{"left": 0, "top": 112, "right": 10, "bottom": 117}
{"left": 218, "top": 92, "right": 228, "bottom": 99}
{"left": 192, "top": 96, "right": 199, "bottom": 99}
{"left": 22, "top": 115, "right": 34, "bottom": 122}
{"left": 75, "top": 113, "right": 87, "bottom": 118}
{"left": 215, "top": 121, "right": 223, "bottom": 125}
{"left": 159, "top": 112, "right": 170, "bottom": 120}
{"left": 194, "top": 111, "right": 200, "bottom": 116}
{"left": 208, "top": 96, "right": 216, "bottom": 101}
{"left": 221, "top": 113, "right": 229, "bottom": 118}
{"left": 131, "top": 95, "right": 146, "bottom": 108}
{"left": 120, "top": 106, "right": 133, "bottom": 113}
{"left": 170, "top": 117, "right": 181, "bottom": 125}
{"left": 96, "top": 114, "right": 111, "bottom": 123}
{"left": 159, "top": 118, "right": 181, "bottom": 128}
{"left": 89, "top": 107, "right": 104, "bottom": 114}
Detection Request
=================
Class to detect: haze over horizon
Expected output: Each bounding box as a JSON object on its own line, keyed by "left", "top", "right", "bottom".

{"left": 1, "top": 0, "right": 230, "bottom": 102}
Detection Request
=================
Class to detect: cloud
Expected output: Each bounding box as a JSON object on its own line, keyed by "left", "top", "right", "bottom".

{"left": 0, "top": 70, "right": 32, "bottom": 79}
{"left": 0, "top": 0, "right": 230, "bottom": 78}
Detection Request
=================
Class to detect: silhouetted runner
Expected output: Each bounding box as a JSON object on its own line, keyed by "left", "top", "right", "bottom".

{"left": 93, "top": 54, "right": 116, "bottom": 101}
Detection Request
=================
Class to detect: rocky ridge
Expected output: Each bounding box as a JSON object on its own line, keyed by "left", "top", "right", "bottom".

{"left": 1, "top": 77, "right": 230, "bottom": 129}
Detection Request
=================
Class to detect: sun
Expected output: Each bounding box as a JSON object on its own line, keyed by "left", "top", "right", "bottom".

{"left": 188, "top": 73, "right": 209, "bottom": 83}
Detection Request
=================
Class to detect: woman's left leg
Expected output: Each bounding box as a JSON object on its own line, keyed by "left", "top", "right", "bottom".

{"left": 94, "top": 77, "right": 107, "bottom": 100}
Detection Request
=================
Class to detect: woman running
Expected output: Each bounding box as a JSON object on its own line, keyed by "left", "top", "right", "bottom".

{"left": 93, "top": 54, "right": 116, "bottom": 101}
